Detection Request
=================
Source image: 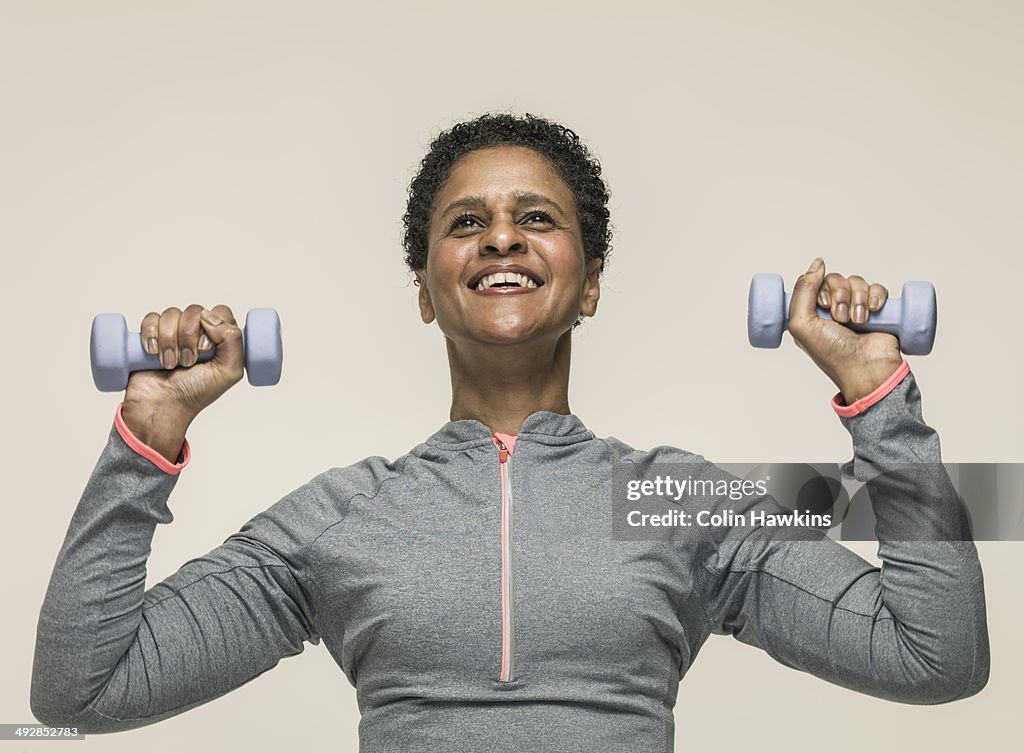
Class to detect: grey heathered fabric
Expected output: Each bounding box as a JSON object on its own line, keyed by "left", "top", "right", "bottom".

{"left": 31, "top": 370, "right": 989, "bottom": 752}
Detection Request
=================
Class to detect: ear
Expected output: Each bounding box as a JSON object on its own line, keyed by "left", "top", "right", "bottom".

{"left": 579, "top": 257, "right": 602, "bottom": 318}
{"left": 415, "top": 270, "right": 436, "bottom": 324}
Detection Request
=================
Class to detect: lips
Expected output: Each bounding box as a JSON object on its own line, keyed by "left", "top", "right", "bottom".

{"left": 467, "top": 264, "right": 545, "bottom": 291}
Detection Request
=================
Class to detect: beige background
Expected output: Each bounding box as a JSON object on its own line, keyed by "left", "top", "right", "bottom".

{"left": 2, "top": 1, "right": 1021, "bottom": 750}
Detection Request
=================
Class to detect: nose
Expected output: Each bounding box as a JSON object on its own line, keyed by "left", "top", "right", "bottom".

{"left": 479, "top": 214, "right": 526, "bottom": 256}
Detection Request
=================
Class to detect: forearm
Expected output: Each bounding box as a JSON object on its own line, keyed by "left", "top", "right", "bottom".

{"left": 835, "top": 369, "right": 989, "bottom": 700}
{"left": 31, "top": 420, "right": 179, "bottom": 728}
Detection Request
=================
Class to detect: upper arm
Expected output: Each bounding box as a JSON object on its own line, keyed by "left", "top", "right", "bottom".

{"left": 699, "top": 504, "right": 987, "bottom": 704}
{"left": 85, "top": 532, "right": 321, "bottom": 728}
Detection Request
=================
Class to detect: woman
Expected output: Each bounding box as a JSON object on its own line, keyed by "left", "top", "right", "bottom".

{"left": 31, "top": 113, "right": 989, "bottom": 752}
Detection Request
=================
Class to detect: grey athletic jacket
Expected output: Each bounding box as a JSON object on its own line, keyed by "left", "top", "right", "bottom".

{"left": 31, "top": 363, "right": 990, "bottom": 752}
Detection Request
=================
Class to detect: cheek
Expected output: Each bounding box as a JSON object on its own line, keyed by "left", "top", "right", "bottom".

{"left": 546, "top": 252, "right": 587, "bottom": 292}
{"left": 425, "top": 251, "right": 455, "bottom": 288}
{"left": 424, "top": 248, "right": 469, "bottom": 316}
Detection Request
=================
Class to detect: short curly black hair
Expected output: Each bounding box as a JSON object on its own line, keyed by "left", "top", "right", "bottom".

{"left": 402, "top": 111, "right": 613, "bottom": 276}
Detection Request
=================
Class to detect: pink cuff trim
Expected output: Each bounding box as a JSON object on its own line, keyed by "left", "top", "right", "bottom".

{"left": 493, "top": 432, "right": 518, "bottom": 456}
{"left": 831, "top": 360, "right": 911, "bottom": 417}
{"left": 114, "top": 402, "right": 191, "bottom": 475}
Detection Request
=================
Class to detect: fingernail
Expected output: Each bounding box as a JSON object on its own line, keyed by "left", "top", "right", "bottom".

{"left": 181, "top": 347, "right": 195, "bottom": 367}
{"left": 854, "top": 304, "right": 866, "bottom": 323}
{"left": 836, "top": 303, "right": 848, "bottom": 321}
{"left": 869, "top": 295, "right": 879, "bottom": 309}
{"left": 162, "top": 348, "right": 175, "bottom": 369}
{"left": 201, "top": 309, "right": 223, "bottom": 326}
{"left": 199, "top": 334, "right": 210, "bottom": 351}
{"left": 148, "top": 337, "right": 158, "bottom": 355}
{"left": 807, "top": 257, "right": 823, "bottom": 273}
{"left": 820, "top": 290, "right": 830, "bottom": 307}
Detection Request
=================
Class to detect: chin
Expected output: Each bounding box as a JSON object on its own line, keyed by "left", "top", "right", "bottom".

{"left": 475, "top": 321, "right": 542, "bottom": 344}
{"left": 469, "top": 313, "right": 576, "bottom": 345}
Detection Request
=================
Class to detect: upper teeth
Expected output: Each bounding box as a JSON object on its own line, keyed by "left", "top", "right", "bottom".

{"left": 475, "top": 272, "right": 538, "bottom": 291}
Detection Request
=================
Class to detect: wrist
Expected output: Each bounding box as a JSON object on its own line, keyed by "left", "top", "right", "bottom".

{"left": 120, "top": 400, "right": 195, "bottom": 462}
{"left": 836, "top": 358, "right": 907, "bottom": 405}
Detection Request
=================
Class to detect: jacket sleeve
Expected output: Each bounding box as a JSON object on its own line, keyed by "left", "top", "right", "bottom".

{"left": 698, "top": 367, "right": 990, "bottom": 704}
{"left": 30, "top": 410, "right": 323, "bottom": 733}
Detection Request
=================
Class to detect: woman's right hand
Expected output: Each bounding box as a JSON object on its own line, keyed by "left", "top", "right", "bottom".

{"left": 121, "top": 304, "right": 245, "bottom": 460}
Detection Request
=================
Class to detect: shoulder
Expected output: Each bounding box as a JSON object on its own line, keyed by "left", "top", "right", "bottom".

{"left": 596, "top": 433, "right": 712, "bottom": 471}
{"left": 232, "top": 451, "right": 415, "bottom": 553}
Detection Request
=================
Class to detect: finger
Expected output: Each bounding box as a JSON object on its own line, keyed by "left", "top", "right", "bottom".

{"left": 210, "top": 304, "right": 237, "bottom": 326}
{"left": 825, "top": 272, "right": 852, "bottom": 323}
{"left": 197, "top": 304, "right": 235, "bottom": 352}
{"left": 158, "top": 307, "right": 183, "bottom": 369}
{"left": 868, "top": 282, "right": 889, "bottom": 312}
{"left": 848, "top": 275, "right": 870, "bottom": 324}
{"left": 818, "top": 284, "right": 831, "bottom": 309}
{"left": 140, "top": 311, "right": 161, "bottom": 356}
{"left": 178, "top": 304, "right": 205, "bottom": 367}
{"left": 790, "top": 257, "right": 827, "bottom": 326}
{"left": 199, "top": 306, "right": 245, "bottom": 379}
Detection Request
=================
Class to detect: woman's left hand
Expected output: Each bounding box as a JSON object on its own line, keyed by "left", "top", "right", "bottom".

{"left": 788, "top": 257, "right": 905, "bottom": 404}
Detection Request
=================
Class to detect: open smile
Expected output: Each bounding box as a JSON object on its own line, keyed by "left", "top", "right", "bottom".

{"left": 467, "top": 265, "right": 545, "bottom": 295}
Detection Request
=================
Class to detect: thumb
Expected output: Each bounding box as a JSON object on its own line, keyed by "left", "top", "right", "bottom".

{"left": 199, "top": 308, "right": 245, "bottom": 371}
{"left": 790, "top": 257, "right": 825, "bottom": 325}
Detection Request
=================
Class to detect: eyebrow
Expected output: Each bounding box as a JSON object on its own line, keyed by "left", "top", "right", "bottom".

{"left": 438, "top": 192, "right": 568, "bottom": 220}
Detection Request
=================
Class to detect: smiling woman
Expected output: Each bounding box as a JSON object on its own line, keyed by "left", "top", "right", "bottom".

{"left": 31, "top": 112, "right": 989, "bottom": 753}
{"left": 412, "top": 141, "right": 604, "bottom": 434}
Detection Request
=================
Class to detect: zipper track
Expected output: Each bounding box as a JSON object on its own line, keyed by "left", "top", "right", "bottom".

{"left": 498, "top": 440, "right": 515, "bottom": 682}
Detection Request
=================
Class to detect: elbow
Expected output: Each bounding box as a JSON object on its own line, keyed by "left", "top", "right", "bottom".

{"left": 941, "top": 620, "right": 991, "bottom": 703}
{"left": 30, "top": 690, "right": 110, "bottom": 735}
{"left": 907, "top": 632, "right": 991, "bottom": 705}
{"left": 30, "top": 686, "right": 77, "bottom": 730}
{"left": 868, "top": 617, "right": 991, "bottom": 705}
{"left": 917, "top": 662, "right": 989, "bottom": 705}
{"left": 30, "top": 668, "right": 106, "bottom": 734}
{"left": 30, "top": 656, "right": 66, "bottom": 728}
{"left": 30, "top": 678, "right": 82, "bottom": 730}
{"left": 30, "top": 629, "right": 126, "bottom": 734}
{"left": 946, "top": 638, "right": 990, "bottom": 703}
{"left": 31, "top": 647, "right": 75, "bottom": 728}
{"left": 892, "top": 584, "right": 992, "bottom": 705}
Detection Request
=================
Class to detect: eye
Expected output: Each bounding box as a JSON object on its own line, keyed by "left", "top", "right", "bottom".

{"left": 522, "top": 210, "right": 554, "bottom": 226}
{"left": 446, "top": 212, "right": 480, "bottom": 233}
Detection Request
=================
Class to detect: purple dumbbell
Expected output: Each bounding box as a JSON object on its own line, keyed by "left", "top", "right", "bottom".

{"left": 90, "top": 307, "right": 283, "bottom": 391}
{"left": 747, "top": 273, "right": 937, "bottom": 355}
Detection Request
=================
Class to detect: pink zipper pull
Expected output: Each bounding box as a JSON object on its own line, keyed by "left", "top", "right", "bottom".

{"left": 493, "top": 432, "right": 516, "bottom": 462}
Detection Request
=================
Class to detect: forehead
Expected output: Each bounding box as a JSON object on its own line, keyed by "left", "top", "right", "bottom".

{"left": 436, "top": 146, "right": 572, "bottom": 208}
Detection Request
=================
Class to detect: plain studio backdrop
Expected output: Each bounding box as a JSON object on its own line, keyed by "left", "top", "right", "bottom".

{"left": 2, "top": 1, "right": 1021, "bottom": 751}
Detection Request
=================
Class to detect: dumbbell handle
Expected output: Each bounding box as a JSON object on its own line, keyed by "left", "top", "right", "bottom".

{"left": 782, "top": 293, "right": 905, "bottom": 337}
{"left": 120, "top": 330, "right": 246, "bottom": 371}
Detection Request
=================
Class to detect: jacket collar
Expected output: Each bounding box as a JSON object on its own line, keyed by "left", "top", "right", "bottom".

{"left": 425, "top": 411, "right": 594, "bottom": 450}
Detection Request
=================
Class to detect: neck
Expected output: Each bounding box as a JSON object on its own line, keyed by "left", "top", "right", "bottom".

{"left": 447, "top": 331, "right": 573, "bottom": 436}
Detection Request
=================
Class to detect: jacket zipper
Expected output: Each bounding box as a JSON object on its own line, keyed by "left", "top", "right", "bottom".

{"left": 497, "top": 438, "right": 515, "bottom": 682}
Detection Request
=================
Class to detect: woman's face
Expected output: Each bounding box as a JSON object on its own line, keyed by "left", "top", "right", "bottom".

{"left": 416, "top": 145, "right": 601, "bottom": 346}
